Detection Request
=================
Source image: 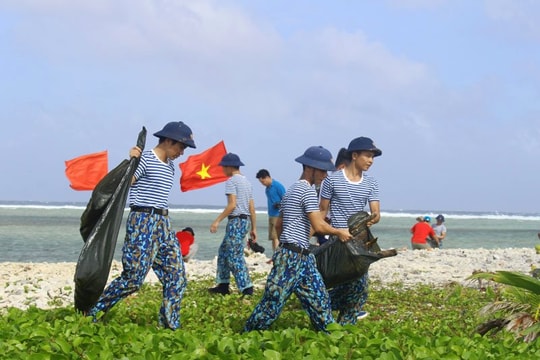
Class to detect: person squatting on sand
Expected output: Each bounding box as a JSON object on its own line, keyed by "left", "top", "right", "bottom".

{"left": 209, "top": 153, "right": 257, "bottom": 296}
{"left": 411, "top": 216, "right": 439, "bottom": 250}
{"left": 244, "top": 146, "right": 352, "bottom": 333}
{"left": 431, "top": 214, "right": 447, "bottom": 248}
{"left": 87, "top": 121, "right": 196, "bottom": 330}
{"left": 319, "top": 136, "right": 382, "bottom": 325}
{"left": 176, "top": 227, "right": 198, "bottom": 262}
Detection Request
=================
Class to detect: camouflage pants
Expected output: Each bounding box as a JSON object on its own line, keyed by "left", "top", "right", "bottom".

{"left": 215, "top": 218, "right": 253, "bottom": 292}
{"left": 244, "top": 247, "right": 334, "bottom": 332}
{"left": 328, "top": 272, "right": 369, "bottom": 325}
{"left": 89, "top": 211, "right": 186, "bottom": 329}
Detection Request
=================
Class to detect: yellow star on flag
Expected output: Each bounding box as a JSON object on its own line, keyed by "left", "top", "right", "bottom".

{"left": 196, "top": 163, "right": 212, "bottom": 179}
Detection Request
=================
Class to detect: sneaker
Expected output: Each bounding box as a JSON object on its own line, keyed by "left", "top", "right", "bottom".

{"left": 208, "top": 283, "right": 230, "bottom": 295}
{"left": 357, "top": 311, "right": 369, "bottom": 320}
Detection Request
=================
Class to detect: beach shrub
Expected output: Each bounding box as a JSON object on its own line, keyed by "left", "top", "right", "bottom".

{"left": 0, "top": 276, "right": 539, "bottom": 359}
{"left": 469, "top": 270, "right": 540, "bottom": 342}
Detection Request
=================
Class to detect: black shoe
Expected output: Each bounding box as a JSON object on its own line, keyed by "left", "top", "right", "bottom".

{"left": 242, "top": 287, "right": 253, "bottom": 296}
{"left": 248, "top": 238, "right": 265, "bottom": 253}
{"left": 208, "top": 283, "right": 230, "bottom": 295}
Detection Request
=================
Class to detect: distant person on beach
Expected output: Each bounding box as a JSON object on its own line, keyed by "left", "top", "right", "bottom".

{"left": 319, "top": 136, "right": 382, "bottom": 325}
{"left": 244, "top": 146, "right": 352, "bottom": 332}
{"left": 411, "top": 216, "right": 439, "bottom": 250}
{"left": 255, "top": 169, "right": 286, "bottom": 252}
{"left": 87, "top": 121, "right": 196, "bottom": 330}
{"left": 176, "top": 227, "right": 198, "bottom": 262}
{"left": 431, "top": 214, "right": 447, "bottom": 248}
{"left": 209, "top": 153, "right": 257, "bottom": 296}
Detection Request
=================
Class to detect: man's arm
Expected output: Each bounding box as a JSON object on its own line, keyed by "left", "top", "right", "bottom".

{"left": 210, "top": 194, "right": 236, "bottom": 233}
{"left": 129, "top": 146, "right": 142, "bottom": 185}
{"left": 248, "top": 198, "right": 257, "bottom": 241}
{"left": 367, "top": 200, "right": 381, "bottom": 226}
{"left": 275, "top": 214, "right": 283, "bottom": 238}
{"left": 309, "top": 211, "right": 352, "bottom": 242}
{"left": 319, "top": 198, "right": 330, "bottom": 219}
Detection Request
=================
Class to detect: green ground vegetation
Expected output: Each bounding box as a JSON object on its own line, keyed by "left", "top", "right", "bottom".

{"left": 1, "top": 273, "right": 539, "bottom": 359}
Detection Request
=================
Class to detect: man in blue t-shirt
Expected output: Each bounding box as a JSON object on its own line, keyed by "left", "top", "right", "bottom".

{"left": 256, "top": 169, "right": 286, "bottom": 252}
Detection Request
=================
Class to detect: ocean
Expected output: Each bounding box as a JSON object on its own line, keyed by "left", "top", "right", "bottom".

{"left": 0, "top": 203, "right": 539, "bottom": 263}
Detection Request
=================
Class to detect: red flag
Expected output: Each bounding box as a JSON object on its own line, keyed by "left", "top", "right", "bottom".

{"left": 65, "top": 150, "right": 108, "bottom": 191}
{"left": 179, "top": 141, "right": 228, "bottom": 192}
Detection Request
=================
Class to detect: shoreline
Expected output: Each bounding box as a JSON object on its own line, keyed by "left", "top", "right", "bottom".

{"left": 1, "top": 248, "right": 537, "bottom": 311}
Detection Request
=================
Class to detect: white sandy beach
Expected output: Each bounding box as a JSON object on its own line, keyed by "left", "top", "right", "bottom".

{"left": 0, "top": 248, "right": 537, "bottom": 311}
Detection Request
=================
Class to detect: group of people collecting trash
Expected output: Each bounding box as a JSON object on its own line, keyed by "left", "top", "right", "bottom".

{"left": 83, "top": 121, "right": 396, "bottom": 333}
{"left": 410, "top": 214, "right": 447, "bottom": 250}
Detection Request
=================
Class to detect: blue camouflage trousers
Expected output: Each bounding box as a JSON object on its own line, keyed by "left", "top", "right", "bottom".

{"left": 244, "top": 247, "right": 334, "bottom": 332}
{"left": 89, "top": 211, "right": 186, "bottom": 330}
{"left": 328, "top": 272, "right": 369, "bottom": 325}
{"left": 215, "top": 218, "right": 252, "bottom": 292}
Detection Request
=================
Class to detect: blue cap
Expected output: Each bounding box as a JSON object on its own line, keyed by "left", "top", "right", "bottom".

{"left": 347, "top": 137, "right": 381, "bottom": 157}
{"left": 219, "top": 153, "right": 244, "bottom": 167}
{"left": 424, "top": 216, "right": 431, "bottom": 222}
{"left": 436, "top": 214, "right": 445, "bottom": 222}
{"left": 295, "top": 146, "right": 336, "bottom": 171}
{"left": 153, "top": 121, "right": 196, "bottom": 148}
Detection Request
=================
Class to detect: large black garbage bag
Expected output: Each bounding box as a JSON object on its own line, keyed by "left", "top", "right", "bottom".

{"left": 313, "top": 211, "right": 397, "bottom": 289}
{"left": 74, "top": 127, "right": 146, "bottom": 313}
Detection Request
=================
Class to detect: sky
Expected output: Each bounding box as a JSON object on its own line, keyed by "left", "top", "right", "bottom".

{"left": 1, "top": 0, "right": 540, "bottom": 214}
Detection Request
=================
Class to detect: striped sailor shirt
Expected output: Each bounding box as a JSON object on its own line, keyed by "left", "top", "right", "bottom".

{"left": 225, "top": 174, "right": 253, "bottom": 217}
{"left": 320, "top": 169, "right": 379, "bottom": 229}
{"left": 279, "top": 180, "right": 320, "bottom": 249}
{"left": 128, "top": 149, "right": 174, "bottom": 209}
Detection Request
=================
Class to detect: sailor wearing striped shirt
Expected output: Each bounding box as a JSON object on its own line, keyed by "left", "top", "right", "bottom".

{"left": 319, "top": 136, "right": 381, "bottom": 325}
{"left": 88, "top": 121, "right": 196, "bottom": 330}
{"left": 209, "top": 153, "right": 257, "bottom": 296}
{"left": 244, "top": 146, "right": 352, "bottom": 332}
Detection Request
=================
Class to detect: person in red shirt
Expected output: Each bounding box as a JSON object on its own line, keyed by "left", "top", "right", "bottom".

{"left": 410, "top": 216, "right": 439, "bottom": 250}
{"left": 176, "top": 227, "right": 198, "bottom": 262}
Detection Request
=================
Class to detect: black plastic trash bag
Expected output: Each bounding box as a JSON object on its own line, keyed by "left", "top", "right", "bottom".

{"left": 313, "top": 211, "right": 397, "bottom": 289}
{"left": 74, "top": 127, "right": 146, "bottom": 313}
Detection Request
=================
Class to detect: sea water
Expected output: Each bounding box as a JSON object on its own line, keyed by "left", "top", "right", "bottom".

{"left": 0, "top": 204, "right": 539, "bottom": 263}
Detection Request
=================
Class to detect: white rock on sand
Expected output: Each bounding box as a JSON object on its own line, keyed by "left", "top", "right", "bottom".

{"left": 0, "top": 249, "right": 537, "bottom": 311}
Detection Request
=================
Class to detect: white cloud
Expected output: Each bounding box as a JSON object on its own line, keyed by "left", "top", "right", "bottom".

{"left": 4, "top": 0, "right": 281, "bottom": 62}
{"left": 484, "top": 0, "right": 540, "bottom": 41}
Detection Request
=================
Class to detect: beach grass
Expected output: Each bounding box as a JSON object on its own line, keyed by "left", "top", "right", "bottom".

{"left": 1, "top": 273, "right": 539, "bottom": 359}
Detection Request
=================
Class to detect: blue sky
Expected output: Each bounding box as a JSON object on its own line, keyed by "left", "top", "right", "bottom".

{"left": 1, "top": 0, "right": 539, "bottom": 213}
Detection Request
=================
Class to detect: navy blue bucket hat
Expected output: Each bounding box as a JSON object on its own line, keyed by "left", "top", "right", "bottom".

{"left": 295, "top": 146, "right": 336, "bottom": 171}
{"left": 153, "top": 121, "right": 196, "bottom": 148}
{"left": 347, "top": 137, "right": 381, "bottom": 157}
{"left": 219, "top": 153, "right": 245, "bottom": 167}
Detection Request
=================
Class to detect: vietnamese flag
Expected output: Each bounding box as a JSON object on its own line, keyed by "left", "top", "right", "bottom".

{"left": 179, "top": 141, "right": 228, "bottom": 192}
{"left": 65, "top": 150, "right": 108, "bottom": 191}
